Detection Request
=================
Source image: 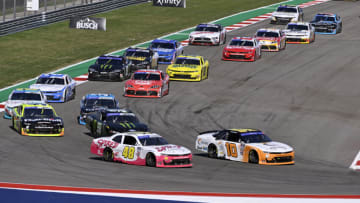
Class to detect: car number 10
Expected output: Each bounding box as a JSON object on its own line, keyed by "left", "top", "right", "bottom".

{"left": 225, "top": 142, "right": 238, "bottom": 158}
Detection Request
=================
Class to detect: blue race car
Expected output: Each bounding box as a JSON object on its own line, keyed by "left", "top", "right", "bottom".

{"left": 149, "top": 39, "right": 183, "bottom": 64}
{"left": 77, "top": 93, "right": 119, "bottom": 125}
{"left": 310, "top": 13, "right": 342, "bottom": 34}
{"left": 29, "top": 74, "right": 76, "bottom": 103}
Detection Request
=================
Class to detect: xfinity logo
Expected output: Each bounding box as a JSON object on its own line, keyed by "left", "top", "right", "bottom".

{"left": 156, "top": 0, "right": 182, "bottom": 6}
{"left": 76, "top": 18, "right": 98, "bottom": 30}
{"left": 153, "top": 0, "right": 186, "bottom": 8}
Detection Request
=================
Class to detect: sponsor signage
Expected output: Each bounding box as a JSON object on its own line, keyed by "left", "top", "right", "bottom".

{"left": 26, "top": 0, "right": 39, "bottom": 11}
{"left": 153, "top": 0, "right": 186, "bottom": 8}
{"left": 69, "top": 17, "right": 106, "bottom": 31}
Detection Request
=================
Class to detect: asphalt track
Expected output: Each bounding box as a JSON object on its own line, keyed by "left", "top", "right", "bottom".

{"left": 0, "top": 0, "right": 360, "bottom": 195}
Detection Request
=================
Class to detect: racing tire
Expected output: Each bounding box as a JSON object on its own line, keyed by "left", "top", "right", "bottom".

{"left": 64, "top": 90, "right": 68, "bottom": 102}
{"left": 248, "top": 150, "right": 259, "bottom": 164}
{"left": 146, "top": 153, "right": 156, "bottom": 167}
{"left": 103, "top": 148, "right": 113, "bottom": 162}
{"left": 222, "top": 34, "right": 227, "bottom": 45}
{"left": 71, "top": 89, "right": 76, "bottom": 100}
{"left": 206, "top": 67, "right": 209, "bottom": 79}
{"left": 208, "top": 144, "right": 218, "bottom": 159}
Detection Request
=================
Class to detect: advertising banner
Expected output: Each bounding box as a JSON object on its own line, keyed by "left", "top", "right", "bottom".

{"left": 153, "top": 0, "right": 186, "bottom": 8}
{"left": 26, "top": 0, "right": 39, "bottom": 11}
{"left": 69, "top": 17, "right": 106, "bottom": 31}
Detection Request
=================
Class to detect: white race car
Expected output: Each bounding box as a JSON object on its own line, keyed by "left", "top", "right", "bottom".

{"left": 195, "top": 129, "right": 295, "bottom": 165}
{"left": 189, "top": 23, "right": 226, "bottom": 45}
{"left": 30, "top": 73, "right": 76, "bottom": 103}
{"left": 91, "top": 132, "right": 193, "bottom": 168}
{"left": 271, "top": 5, "right": 304, "bottom": 25}
{"left": 284, "top": 22, "right": 315, "bottom": 44}
{"left": 3, "top": 88, "right": 46, "bottom": 119}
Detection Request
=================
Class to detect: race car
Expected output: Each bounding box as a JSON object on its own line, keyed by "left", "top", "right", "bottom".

{"left": 124, "top": 47, "right": 159, "bottom": 71}
{"left": 124, "top": 69, "right": 170, "bottom": 98}
{"left": 270, "top": 5, "right": 303, "bottom": 25}
{"left": 254, "top": 28, "right": 286, "bottom": 51}
{"left": 88, "top": 55, "right": 130, "bottom": 81}
{"left": 29, "top": 74, "right": 76, "bottom": 103}
{"left": 84, "top": 108, "right": 148, "bottom": 138}
{"left": 310, "top": 13, "right": 342, "bottom": 34}
{"left": 149, "top": 39, "right": 183, "bottom": 64}
{"left": 11, "top": 103, "right": 64, "bottom": 136}
{"left": 188, "top": 23, "right": 226, "bottom": 46}
{"left": 166, "top": 55, "right": 209, "bottom": 82}
{"left": 77, "top": 93, "right": 119, "bottom": 125}
{"left": 284, "top": 22, "right": 315, "bottom": 44}
{"left": 222, "top": 37, "right": 261, "bottom": 62}
{"left": 3, "top": 88, "right": 46, "bottom": 119}
{"left": 91, "top": 131, "right": 192, "bottom": 167}
{"left": 195, "top": 129, "right": 294, "bottom": 165}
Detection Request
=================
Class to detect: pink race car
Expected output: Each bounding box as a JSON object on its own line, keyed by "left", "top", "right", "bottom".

{"left": 222, "top": 37, "right": 261, "bottom": 62}
{"left": 124, "top": 69, "right": 169, "bottom": 98}
{"left": 91, "top": 132, "right": 193, "bottom": 168}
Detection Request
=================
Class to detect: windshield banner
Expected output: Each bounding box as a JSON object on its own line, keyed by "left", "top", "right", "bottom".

{"left": 69, "top": 17, "right": 106, "bottom": 31}
{"left": 153, "top": 0, "right": 186, "bottom": 8}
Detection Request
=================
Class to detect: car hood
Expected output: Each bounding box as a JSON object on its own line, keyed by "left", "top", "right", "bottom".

{"left": 224, "top": 46, "right": 255, "bottom": 52}
{"left": 127, "top": 80, "right": 161, "bottom": 87}
{"left": 6, "top": 100, "right": 45, "bottom": 108}
{"left": 284, "top": 29, "right": 310, "bottom": 36}
{"left": 256, "top": 37, "right": 279, "bottom": 41}
{"left": 247, "top": 141, "right": 293, "bottom": 153}
{"left": 107, "top": 122, "right": 148, "bottom": 132}
{"left": 29, "top": 84, "right": 66, "bottom": 92}
{"left": 23, "top": 117, "right": 63, "bottom": 124}
{"left": 147, "top": 144, "right": 191, "bottom": 155}
{"left": 311, "top": 20, "right": 335, "bottom": 25}
{"left": 151, "top": 48, "right": 174, "bottom": 56}
{"left": 89, "top": 64, "right": 124, "bottom": 72}
{"left": 190, "top": 31, "right": 219, "bottom": 38}
{"left": 272, "top": 12, "right": 297, "bottom": 18}
{"left": 168, "top": 64, "right": 200, "bottom": 71}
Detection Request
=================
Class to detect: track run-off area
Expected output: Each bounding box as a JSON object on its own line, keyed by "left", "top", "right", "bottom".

{"left": 0, "top": 0, "right": 360, "bottom": 201}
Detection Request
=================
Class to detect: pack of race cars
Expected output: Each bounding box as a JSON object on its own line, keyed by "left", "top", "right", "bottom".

{"left": 2, "top": 5, "right": 342, "bottom": 168}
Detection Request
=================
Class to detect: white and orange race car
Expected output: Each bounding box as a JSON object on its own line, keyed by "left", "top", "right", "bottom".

{"left": 91, "top": 132, "right": 192, "bottom": 168}
{"left": 195, "top": 129, "right": 294, "bottom": 165}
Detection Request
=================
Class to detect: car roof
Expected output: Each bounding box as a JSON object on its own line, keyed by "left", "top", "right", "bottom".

{"left": 12, "top": 88, "right": 41, "bottom": 94}
{"left": 39, "top": 74, "right": 66, "bottom": 78}
{"left": 176, "top": 55, "right": 202, "bottom": 60}
{"left": 257, "top": 28, "right": 281, "bottom": 32}
{"left": 98, "top": 55, "right": 124, "bottom": 60}
{"left": 126, "top": 47, "right": 150, "bottom": 52}
{"left": 151, "top": 39, "right": 177, "bottom": 44}
{"left": 232, "top": 37, "right": 254, "bottom": 41}
{"left": 287, "top": 22, "right": 310, "bottom": 26}
{"left": 22, "top": 103, "right": 54, "bottom": 109}
{"left": 229, "top": 128, "right": 264, "bottom": 136}
{"left": 84, "top": 93, "right": 115, "bottom": 100}
{"left": 278, "top": 5, "right": 298, "bottom": 9}
{"left": 197, "top": 23, "right": 221, "bottom": 28}
{"left": 134, "top": 69, "right": 162, "bottom": 74}
{"left": 112, "top": 131, "right": 161, "bottom": 138}
{"left": 315, "top": 13, "right": 335, "bottom": 17}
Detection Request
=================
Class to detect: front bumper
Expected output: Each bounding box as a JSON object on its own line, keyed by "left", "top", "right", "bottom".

{"left": 259, "top": 151, "right": 295, "bottom": 165}
{"left": 222, "top": 52, "right": 255, "bottom": 62}
{"left": 270, "top": 17, "right": 295, "bottom": 25}
{"left": 158, "top": 55, "right": 174, "bottom": 64}
{"left": 21, "top": 127, "right": 64, "bottom": 136}
{"left": 286, "top": 36, "right": 310, "bottom": 44}
{"left": 260, "top": 42, "right": 280, "bottom": 52}
{"left": 124, "top": 87, "right": 161, "bottom": 98}
{"left": 43, "top": 91, "right": 65, "bottom": 103}
{"left": 88, "top": 71, "right": 124, "bottom": 81}
{"left": 156, "top": 154, "right": 192, "bottom": 168}
{"left": 167, "top": 70, "right": 202, "bottom": 81}
{"left": 314, "top": 26, "right": 337, "bottom": 34}
{"left": 189, "top": 37, "right": 219, "bottom": 46}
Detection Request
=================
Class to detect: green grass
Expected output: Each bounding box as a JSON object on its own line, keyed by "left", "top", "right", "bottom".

{"left": 0, "top": 0, "right": 283, "bottom": 89}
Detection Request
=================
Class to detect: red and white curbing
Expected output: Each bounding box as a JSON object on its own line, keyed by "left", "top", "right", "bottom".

{"left": 350, "top": 151, "right": 360, "bottom": 171}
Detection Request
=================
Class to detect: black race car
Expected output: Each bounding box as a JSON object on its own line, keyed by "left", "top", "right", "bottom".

{"left": 84, "top": 108, "right": 148, "bottom": 137}
{"left": 124, "top": 47, "right": 159, "bottom": 71}
{"left": 77, "top": 93, "right": 119, "bottom": 125}
{"left": 88, "top": 55, "right": 130, "bottom": 81}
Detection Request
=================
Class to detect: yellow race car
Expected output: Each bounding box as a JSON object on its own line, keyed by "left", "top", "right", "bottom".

{"left": 12, "top": 103, "right": 64, "bottom": 136}
{"left": 166, "top": 55, "right": 209, "bottom": 81}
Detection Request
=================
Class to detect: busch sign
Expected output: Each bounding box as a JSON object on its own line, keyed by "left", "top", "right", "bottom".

{"left": 153, "top": 0, "right": 186, "bottom": 8}
{"left": 69, "top": 17, "right": 106, "bottom": 31}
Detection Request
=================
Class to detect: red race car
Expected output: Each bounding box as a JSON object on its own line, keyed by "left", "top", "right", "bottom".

{"left": 124, "top": 69, "right": 170, "bottom": 98}
{"left": 222, "top": 37, "right": 261, "bottom": 62}
{"left": 255, "top": 28, "right": 286, "bottom": 52}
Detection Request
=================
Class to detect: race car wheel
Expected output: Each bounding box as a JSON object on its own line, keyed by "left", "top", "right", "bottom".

{"left": 208, "top": 144, "right": 217, "bottom": 159}
{"left": 249, "top": 150, "right": 259, "bottom": 164}
{"left": 222, "top": 34, "right": 227, "bottom": 45}
{"left": 103, "top": 148, "right": 113, "bottom": 162}
{"left": 146, "top": 153, "right": 156, "bottom": 167}
{"left": 206, "top": 67, "right": 209, "bottom": 79}
{"left": 71, "top": 89, "right": 76, "bottom": 100}
{"left": 64, "top": 90, "right": 68, "bottom": 102}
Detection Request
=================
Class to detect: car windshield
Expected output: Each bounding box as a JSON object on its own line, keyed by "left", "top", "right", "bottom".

{"left": 150, "top": 42, "right": 174, "bottom": 49}
{"left": 175, "top": 58, "right": 200, "bottom": 65}
{"left": 133, "top": 73, "right": 160, "bottom": 80}
{"left": 84, "top": 99, "right": 116, "bottom": 108}
{"left": 139, "top": 137, "right": 169, "bottom": 146}
{"left": 36, "top": 77, "right": 64, "bottom": 85}
{"left": 195, "top": 26, "right": 220, "bottom": 32}
{"left": 313, "top": 16, "right": 335, "bottom": 22}
{"left": 287, "top": 24, "right": 308, "bottom": 30}
{"left": 241, "top": 133, "right": 272, "bottom": 143}
{"left": 125, "top": 51, "right": 150, "bottom": 57}
{"left": 11, "top": 93, "right": 42, "bottom": 101}
{"left": 24, "top": 108, "right": 54, "bottom": 117}
{"left": 276, "top": 7, "right": 297, "bottom": 13}
{"left": 229, "top": 40, "right": 254, "bottom": 47}
{"left": 256, "top": 31, "right": 279, "bottom": 37}
{"left": 106, "top": 115, "right": 139, "bottom": 123}
{"left": 96, "top": 59, "right": 124, "bottom": 66}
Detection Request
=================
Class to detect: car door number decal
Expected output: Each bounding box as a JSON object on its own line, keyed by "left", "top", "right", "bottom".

{"left": 225, "top": 142, "right": 238, "bottom": 158}
{"left": 122, "top": 146, "right": 135, "bottom": 159}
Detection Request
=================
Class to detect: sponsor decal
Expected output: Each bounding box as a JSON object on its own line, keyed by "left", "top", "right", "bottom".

{"left": 153, "top": 0, "right": 186, "bottom": 8}
{"left": 69, "top": 17, "right": 106, "bottom": 31}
